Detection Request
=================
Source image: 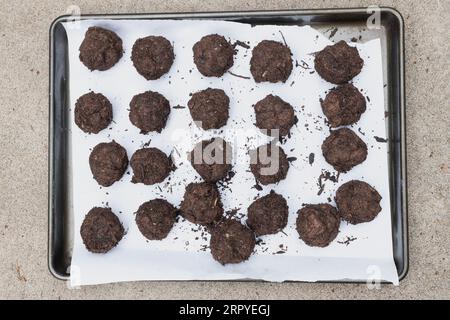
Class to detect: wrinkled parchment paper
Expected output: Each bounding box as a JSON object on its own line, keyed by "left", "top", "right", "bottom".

{"left": 63, "top": 19, "right": 398, "bottom": 286}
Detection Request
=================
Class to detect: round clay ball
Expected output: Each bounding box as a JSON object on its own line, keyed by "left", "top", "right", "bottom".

{"left": 89, "top": 141, "right": 128, "bottom": 187}
{"left": 314, "top": 40, "right": 364, "bottom": 84}
{"left": 193, "top": 34, "right": 234, "bottom": 77}
{"left": 254, "top": 94, "right": 296, "bottom": 137}
{"left": 210, "top": 219, "right": 256, "bottom": 265}
{"left": 130, "top": 147, "right": 172, "bottom": 185}
{"left": 250, "top": 40, "right": 293, "bottom": 83}
{"left": 188, "top": 88, "right": 230, "bottom": 130}
{"left": 189, "top": 138, "right": 232, "bottom": 182}
{"left": 180, "top": 182, "right": 223, "bottom": 225}
{"left": 250, "top": 143, "right": 290, "bottom": 185}
{"left": 79, "top": 26, "right": 123, "bottom": 71}
{"left": 80, "top": 207, "right": 124, "bottom": 253}
{"left": 296, "top": 204, "right": 340, "bottom": 247}
{"left": 74, "top": 92, "right": 113, "bottom": 134}
{"left": 247, "top": 190, "right": 289, "bottom": 236}
{"left": 321, "top": 128, "right": 367, "bottom": 172}
{"left": 321, "top": 83, "right": 366, "bottom": 127}
{"left": 135, "top": 199, "right": 177, "bottom": 240}
{"left": 335, "top": 180, "right": 382, "bottom": 224}
{"left": 131, "top": 36, "right": 174, "bottom": 80}
{"left": 129, "top": 91, "right": 170, "bottom": 134}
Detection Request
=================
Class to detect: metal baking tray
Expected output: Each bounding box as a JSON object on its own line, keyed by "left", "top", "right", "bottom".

{"left": 49, "top": 7, "right": 408, "bottom": 281}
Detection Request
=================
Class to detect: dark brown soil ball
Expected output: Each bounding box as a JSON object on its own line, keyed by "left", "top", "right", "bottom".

{"left": 321, "top": 83, "right": 366, "bottom": 127}
{"left": 74, "top": 92, "right": 113, "bottom": 134}
{"left": 314, "top": 40, "right": 364, "bottom": 84}
{"left": 80, "top": 207, "right": 124, "bottom": 253}
{"left": 247, "top": 190, "right": 289, "bottom": 236}
{"left": 89, "top": 141, "right": 128, "bottom": 187}
{"left": 322, "top": 128, "right": 367, "bottom": 172}
{"left": 250, "top": 40, "right": 293, "bottom": 83}
{"left": 188, "top": 88, "right": 230, "bottom": 130}
{"left": 180, "top": 182, "right": 223, "bottom": 225}
{"left": 296, "top": 204, "right": 340, "bottom": 247}
{"left": 189, "top": 138, "right": 232, "bottom": 182}
{"left": 131, "top": 36, "right": 174, "bottom": 80}
{"left": 335, "top": 180, "right": 382, "bottom": 224}
{"left": 192, "top": 34, "right": 234, "bottom": 77}
{"left": 249, "top": 143, "right": 290, "bottom": 185}
{"left": 130, "top": 147, "right": 172, "bottom": 185}
{"left": 135, "top": 199, "right": 177, "bottom": 240}
{"left": 129, "top": 91, "right": 171, "bottom": 134}
{"left": 210, "top": 219, "right": 256, "bottom": 265}
{"left": 79, "top": 26, "right": 123, "bottom": 71}
{"left": 254, "top": 94, "right": 296, "bottom": 137}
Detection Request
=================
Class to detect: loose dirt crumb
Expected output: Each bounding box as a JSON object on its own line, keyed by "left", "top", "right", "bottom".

{"left": 15, "top": 263, "right": 27, "bottom": 282}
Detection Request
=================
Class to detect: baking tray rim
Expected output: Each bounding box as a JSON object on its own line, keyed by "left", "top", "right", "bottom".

{"left": 48, "top": 7, "right": 408, "bottom": 283}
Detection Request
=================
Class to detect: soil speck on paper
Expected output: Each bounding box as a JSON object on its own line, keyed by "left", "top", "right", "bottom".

{"left": 317, "top": 170, "right": 339, "bottom": 195}
{"left": 308, "top": 152, "right": 315, "bottom": 165}
{"left": 328, "top": 27, "right": 338, "bottom": 39}
{"left": 279, "top": 30, "right": 287, "bottom": 46}
{"left": 228, "top": 71, "right": 250, "bottom": 79}
{"left": 233, "top": 40, "right": 250, "bottom": 49}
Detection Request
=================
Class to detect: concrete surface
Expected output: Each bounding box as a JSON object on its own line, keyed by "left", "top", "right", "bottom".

{"left": 0, "top": 0, "right": 448, "bottom": 299}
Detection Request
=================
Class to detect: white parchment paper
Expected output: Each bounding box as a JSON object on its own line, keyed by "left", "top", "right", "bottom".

{"left": 63, "top": 19, "right": 399, "bottom": 286}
